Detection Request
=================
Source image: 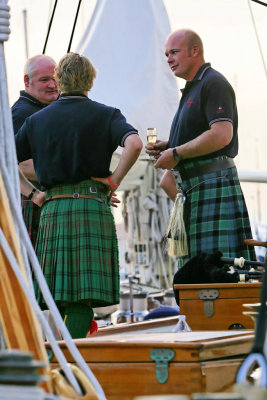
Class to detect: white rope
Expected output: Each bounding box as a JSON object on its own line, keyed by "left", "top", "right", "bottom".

{"left": 0, "top": 385, "right": 69, "bottom": 400}
{"left": 0, "top": 2, "right": 106, "bottom": 398}
{"left": 0, "top": 69, "right": 107, "bottom": 400}
{"left": 0, "top": 385, "right": 45, "bottom": 400}
{"left": 0, "top": 0, "right": 32, "bottom": 288}
{"left": 173, "top": 315, "right": 192, "bottom": 333}
{"left": 0, "top": 2, "right": 10, "bottom": 42}
{"left": 0, "top": 229, "right": 82, "bottom": 396}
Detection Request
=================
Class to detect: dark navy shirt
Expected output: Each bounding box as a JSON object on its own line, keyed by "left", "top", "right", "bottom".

{"left": 15, "top": 94, "right": 138, "bottom": 189}
{"left": 12, "top": 90, "right": 49, "bottom": 189}
{"left": 11, "top": 90, "right": 48, "bottom": 134}
{"left": 168, "top": 63, "right": 238, "bottom": 159}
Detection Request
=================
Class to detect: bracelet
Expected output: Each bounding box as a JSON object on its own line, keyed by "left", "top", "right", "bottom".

{"left": 27, "top": 187, "right": 37, "bottom": 200}
{"left": 107, "top": 176, "right": 119, "bottom": 188}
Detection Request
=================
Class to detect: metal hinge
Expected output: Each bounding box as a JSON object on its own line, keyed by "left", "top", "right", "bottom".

{"left": 198, "top": 289, "right": 219, "bottom": 318}
{"left": 150, "top": 348, "right": 175, "bottom": 384}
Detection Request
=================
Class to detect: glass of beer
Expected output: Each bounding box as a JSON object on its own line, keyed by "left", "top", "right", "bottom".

{"left": 146, "top": 127, "right": 157, "bottom": 145}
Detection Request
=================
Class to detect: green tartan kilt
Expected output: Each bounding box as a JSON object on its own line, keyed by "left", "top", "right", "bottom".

{"left": 35, "top": 179, "right": 120, "bottom": 308}
{"left": 175, "top": 158, "right": 256, "bottom": 267}
{"left": 21, "top": 195, "right": 41, "bottom": 248}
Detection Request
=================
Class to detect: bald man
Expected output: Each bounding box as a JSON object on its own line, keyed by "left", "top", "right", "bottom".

{"left": 12, "top": 55, "right": 58, "bottom": 246}
{"left": 146, "top": 29, "right": 255, "bottom": 267}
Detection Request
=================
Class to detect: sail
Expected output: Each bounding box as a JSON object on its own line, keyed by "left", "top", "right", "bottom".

{"left": 76, "top": 0, "right": 178, "bottom": 285}
{"left": 76, "top": 0, "right": 179, "bottom": 147}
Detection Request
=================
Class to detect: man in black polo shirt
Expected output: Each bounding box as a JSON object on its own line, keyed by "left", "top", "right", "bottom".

{"left": 146, "top": 29, "right": 255, "bottom": 267}
{"left": 12, "top": 54, "right": 58, "bottom": 247}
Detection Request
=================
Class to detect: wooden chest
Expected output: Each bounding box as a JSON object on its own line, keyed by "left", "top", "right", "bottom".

{"left": 173, "top": 282, "right": 261, "bottom": 330}
{"left": 48, "top": 331, "right": 253, "bottom": 400}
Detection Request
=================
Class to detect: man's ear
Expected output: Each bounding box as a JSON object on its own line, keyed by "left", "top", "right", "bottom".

{"left": 24, "top": 74, "right": 30, "bottom": 88}
{"left": 191, "top": 45, "right": 200, "bottom": 57}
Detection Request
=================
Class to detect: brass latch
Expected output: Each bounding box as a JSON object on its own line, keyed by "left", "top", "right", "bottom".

{"left": 198, "top": 289, "right": 219, "bottom": 317}
{"left": 150, "top": 348, "right": 175, "bottom": 384}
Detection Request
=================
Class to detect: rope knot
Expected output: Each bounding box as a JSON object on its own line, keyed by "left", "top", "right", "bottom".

{"left": 0, "top": 1, "right": 11, "bottom": 42}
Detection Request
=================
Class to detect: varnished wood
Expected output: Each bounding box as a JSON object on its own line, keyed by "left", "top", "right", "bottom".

{"left": 92, "top": 316, "right": 179, "bottom": 337}
{"left": 173, "top": 282, "right": 261, "bottom": 330}
{"left": 0, "top": 172, "right": 51, "bottom": 391}
{"left": 48, "top": 331, "right": 253, "bottom": 400}
{"left": 244, "top": 238, "right": 267, "bottom": 248}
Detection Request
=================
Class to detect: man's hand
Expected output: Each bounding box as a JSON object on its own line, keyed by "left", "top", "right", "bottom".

{"left": 91, "top": 175, "right": 119, "bottom": 196}
{"left": 145, "top": 140, "right": 168, "bottom": 159}
{"left": 91, "top": 176, "right": 121, "bottom": 208}
{"left": 110, "top": 192, "right": 121, "bottom": 208}
{"left": 154, "top": 148, "right": 179, "bottom": 169}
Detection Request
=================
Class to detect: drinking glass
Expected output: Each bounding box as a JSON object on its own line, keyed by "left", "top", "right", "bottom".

{"left": 146, "top": 127, "right": 157, "bottom": 145}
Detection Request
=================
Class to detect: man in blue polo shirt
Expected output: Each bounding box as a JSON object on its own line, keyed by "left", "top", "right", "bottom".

{"left": 146, "top": 29, "right": 255, "bottom": 266}
{"left": 12, "top": 54, "right": 58, "bottom": 247}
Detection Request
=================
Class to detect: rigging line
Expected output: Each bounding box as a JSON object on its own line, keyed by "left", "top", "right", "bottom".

{"left": 42, "top": 0, "right": 58, "bottom": 54}
{"left": 67, "top": 0, "right": 82, "bottom": 53}
{"left": 251, "top": 0, "right": 267, "bottom": 6}
{"left": 248, "top": 0, "right": 267, "bottom": 79}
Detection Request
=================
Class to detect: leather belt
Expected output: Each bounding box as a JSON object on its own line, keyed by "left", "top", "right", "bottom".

{"left": 178, "top": 157, "right": 235, "bottom": 181}
{"left": 45, "top": 193, "right": 104, "bottom": 204}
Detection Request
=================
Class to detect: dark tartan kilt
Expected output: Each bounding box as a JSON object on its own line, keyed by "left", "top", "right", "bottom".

{"left": 21, "top": 195, "right": 41, "bottom": 248}
{"left": 35, "top": 179, "right": 120, "bottom": 308}
{"left": 176, "top": 158, "right": 256, "bottom": 268}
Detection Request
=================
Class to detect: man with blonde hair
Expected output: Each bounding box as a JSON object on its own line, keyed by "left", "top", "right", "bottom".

{"left": 12, "top": 54, "right": 58, "bottom": 246}
{"left": 146, "top": 29, "right": 255, "bottom": 267}
{"left": 15, "top": 52, "right": 142, "bottom": 338}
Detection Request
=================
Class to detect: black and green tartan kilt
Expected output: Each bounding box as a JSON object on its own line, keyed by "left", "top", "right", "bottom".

{"left": 175, "top": 158, "right": 256, "bottom": 267}
{"left": 35, "top": 179, "right": 120, "bottom": 308}
{"left": 21, "top": 195, "right": 41, "bottom": 248}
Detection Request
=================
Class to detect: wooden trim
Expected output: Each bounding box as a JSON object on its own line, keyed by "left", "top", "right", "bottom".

{"left": 0, "top": 172, "right": 52, "bottom": 391}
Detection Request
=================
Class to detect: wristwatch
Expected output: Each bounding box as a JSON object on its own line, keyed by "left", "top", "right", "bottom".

{"left": 27, "top": 187, "right": 37, "bottom": 200}
{"left": 172, "top": 148, "right": 182, "bottom": 163}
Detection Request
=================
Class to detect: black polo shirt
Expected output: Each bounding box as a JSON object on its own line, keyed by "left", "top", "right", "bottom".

{"left": 11, "top": 90, "right": 48, "bottom": 134}
{"left": 168, "top": 63, "right": 238, "bottom": 159}
{"left": 15, "top": 95, "right": 138, "bottom": 189}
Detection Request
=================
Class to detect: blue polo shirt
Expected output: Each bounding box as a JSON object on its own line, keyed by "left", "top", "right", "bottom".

{"left": 15, "top": 94, "right": 138, "bottom": 189}
{"left": 168, "top": 63, "right": 238, "bottom": 160}
{"left": 11, "top": 90, "right": 48, "bottom": 134}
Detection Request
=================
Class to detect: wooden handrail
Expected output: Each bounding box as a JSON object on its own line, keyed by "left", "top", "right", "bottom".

{"left": 244, "top": 239, "right": 267, "bottom": 248}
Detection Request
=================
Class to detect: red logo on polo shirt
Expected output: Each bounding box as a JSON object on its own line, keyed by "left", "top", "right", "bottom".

{"left": 186, "top": 98, "right": 195, "bottom": 107}
{"left": 216, "top": 106, "right": 224, "bottom": 114}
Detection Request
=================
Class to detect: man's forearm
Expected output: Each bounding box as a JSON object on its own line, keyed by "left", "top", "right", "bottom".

{"left": 19, "top": 159, "right": 37, "bottom": 181}
{"left": 111, "top": 135, "right": 143, "bottom": 185}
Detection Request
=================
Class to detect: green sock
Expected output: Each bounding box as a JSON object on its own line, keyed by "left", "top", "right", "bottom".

{"left": 64, "top": 303, "right": 94, "bottom": 339}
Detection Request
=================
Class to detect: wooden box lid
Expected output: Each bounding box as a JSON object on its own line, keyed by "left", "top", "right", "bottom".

{"left": 173, "top": 283, "right": 261, "bottom": 300}
{"left": 48, "top": 331, "right": 254, "bottom": 364}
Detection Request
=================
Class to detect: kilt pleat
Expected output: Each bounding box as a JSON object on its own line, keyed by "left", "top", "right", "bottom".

{"left": 21, "top": 195, "right": 41, "bottom": 248}
{"left": 176, "top": 158, "right": 256, "bottom": 267}
{"left": 35, "top": 180, "right": 120, "bottom": 307}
